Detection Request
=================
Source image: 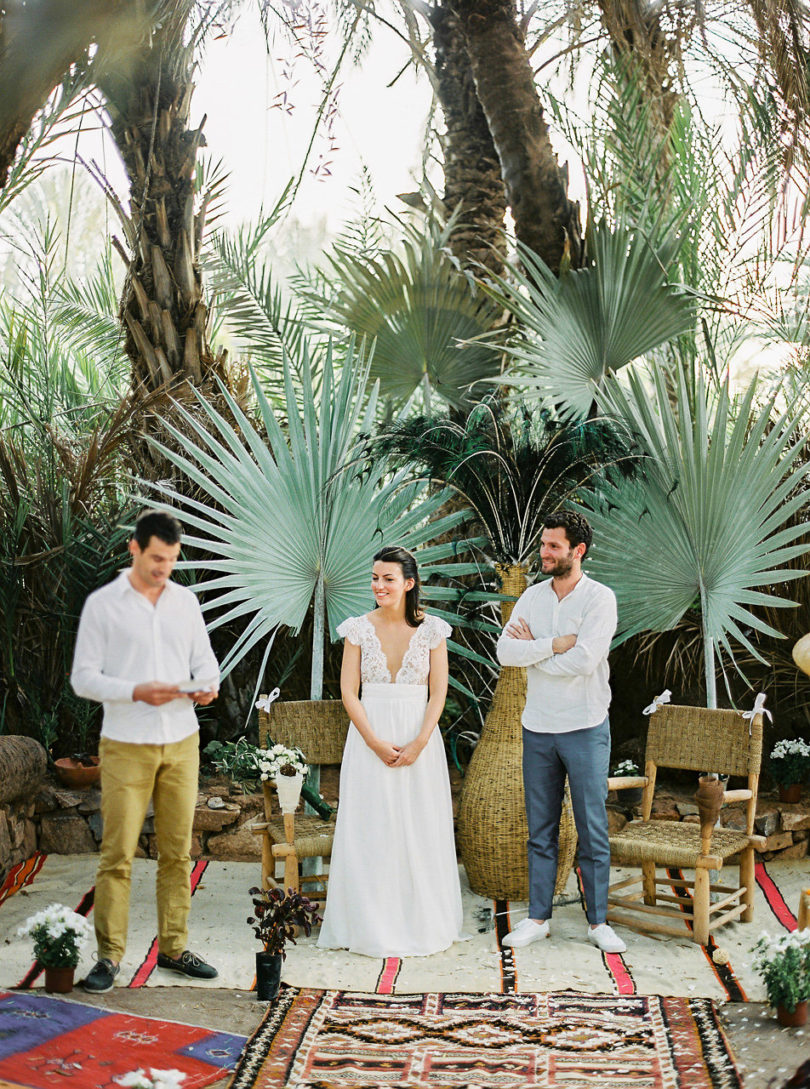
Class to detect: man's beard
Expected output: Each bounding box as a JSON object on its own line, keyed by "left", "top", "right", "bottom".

{"left": 542, "top": 554, "right": 575, "bottom": 577}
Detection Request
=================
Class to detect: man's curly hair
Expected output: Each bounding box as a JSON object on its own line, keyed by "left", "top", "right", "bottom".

{"left": 542, "top": 510, "right": 593, "bottom": 557}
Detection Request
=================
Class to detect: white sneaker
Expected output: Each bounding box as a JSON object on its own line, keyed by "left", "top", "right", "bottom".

{"left": 502, "top": 918, "right": 550, "bottom": 948}
{"left": 587, "top": 923, "right": 626, "bottom": 953}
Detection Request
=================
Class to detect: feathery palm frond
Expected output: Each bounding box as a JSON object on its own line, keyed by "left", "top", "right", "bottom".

{"left": 488, "top": 223, "right": 696, "bottom": 419}
{"left": 583, "top": 366, "right": 810, "bottom": 704}
{"left": 146, "top": 339, "right": 478, "bottom": 695}
{"left": 206, "top": 191, "right": 316, "bottom": 395}
{"left": 52, "top": 243, "right": 129, "bottom": 392}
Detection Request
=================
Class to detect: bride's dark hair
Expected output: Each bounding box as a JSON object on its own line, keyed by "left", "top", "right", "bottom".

{"left": 373, "top": 545, "right": 424, "bottom": 628}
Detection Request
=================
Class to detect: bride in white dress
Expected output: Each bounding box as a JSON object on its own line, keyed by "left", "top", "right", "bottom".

{"left": 317, "top": 545, "right": 465, "bottom": 957}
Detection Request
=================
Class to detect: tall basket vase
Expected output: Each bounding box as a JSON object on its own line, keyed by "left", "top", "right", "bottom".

{"left": 458, "top": 564, "right": 577, "bottom": 900}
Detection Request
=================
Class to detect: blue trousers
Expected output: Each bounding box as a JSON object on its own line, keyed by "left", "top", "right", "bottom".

{"left": 522, "top": 717, "right": 611, "bottom": 924}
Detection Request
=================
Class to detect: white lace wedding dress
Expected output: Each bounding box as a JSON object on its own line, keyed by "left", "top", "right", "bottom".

{"left": 317, "top": 612, "right": 465, "bottom": 957}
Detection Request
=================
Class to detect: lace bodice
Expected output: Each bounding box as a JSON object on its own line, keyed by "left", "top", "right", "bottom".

{"left": 337, "top": 613, "right": 452, "bottom": 685}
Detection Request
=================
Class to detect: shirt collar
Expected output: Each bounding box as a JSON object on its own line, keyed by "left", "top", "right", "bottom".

{"left": 115, "top": 568, "right": 177, "bottom": 599}
{"left": 538, "top": 572, "right": 589, "bottom": 595}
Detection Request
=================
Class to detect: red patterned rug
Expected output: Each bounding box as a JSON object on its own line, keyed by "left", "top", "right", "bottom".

{"left": 0, "top": 991, "right": 245, "bottom": 1089}
{"left": 228, "top": 987, "right": 741, "bottom": 1089}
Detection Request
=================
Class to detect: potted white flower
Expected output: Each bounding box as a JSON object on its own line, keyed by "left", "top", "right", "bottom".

{"left": 611, "top": 759, "right": 643, "bottom": 807}
{"left": 768, "top": 738, "right": 810, "bottom": 803}
{"left": 17, "top": 903, "right": 93, "bottom": 993}
{"left": 753, "top": 929, "right": 810, "bottom": 1027}
{"left": 257, "top": 745, "right": 309, "bottom": 814}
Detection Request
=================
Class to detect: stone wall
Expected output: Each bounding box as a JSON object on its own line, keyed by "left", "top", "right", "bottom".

{"left": 0, "top": 736, "right": 47, "bottom": 883}
{"left": 15, "top": 764, "right": 810, "bottom": 866}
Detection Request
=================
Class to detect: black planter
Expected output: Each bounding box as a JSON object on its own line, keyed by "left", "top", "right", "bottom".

{"left": 621, "top": 786, "right": 643, "bottom": 808}
{"left": 256, "top": 951, "right": 282, "bottom": 1001}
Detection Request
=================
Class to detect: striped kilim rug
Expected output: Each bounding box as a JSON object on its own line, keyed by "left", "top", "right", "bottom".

{"left": 227, "top": 987, "right": 741, "bottom": 1089}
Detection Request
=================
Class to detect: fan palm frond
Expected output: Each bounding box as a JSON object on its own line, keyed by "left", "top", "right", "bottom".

{"left": 583, "top": 366, "right": 810, "bottom": 704}
{"left": 146, "top": 339, "right": 477, "bottom": 695}
{"left": 488, "top": 222, "right": 696, "bottom": 420}
{"left": 308, "top": 213, "right": 504, "bottom": 410}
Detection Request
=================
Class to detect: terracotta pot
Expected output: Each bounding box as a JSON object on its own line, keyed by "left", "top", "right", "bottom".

{"left": 255, "top": 951, "right": 282, "bottom": 1002}
{"left": 54, "top": 756, "right": 101, "bottom": 789}
{"left": 776, "top": 1000, "right": 808, "bottom": 1028}
{"left": 44, "top": 965, "right": 75, "bottom": 993}
{"left": 778, "top": 783, "right": 803, "bottom": 804}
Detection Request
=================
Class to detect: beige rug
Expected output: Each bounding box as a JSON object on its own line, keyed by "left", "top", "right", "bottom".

{"left": 0, "top": 853, "right": 806, "bottom": 1001}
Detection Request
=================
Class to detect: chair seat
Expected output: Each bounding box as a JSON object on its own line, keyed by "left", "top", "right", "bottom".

{"left": 267, "top": 813, "right": 336, "bottom": 859}
{"left": 610, "top": 819, "right": 752, "bottom": 868}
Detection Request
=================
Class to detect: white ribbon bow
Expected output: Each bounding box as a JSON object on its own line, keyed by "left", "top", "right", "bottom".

{"left": 255, "top": 687, "right": 281, "bottom": 712}
{"left": 642, "top": 689, "right": 672, "bottom": 716}
{"left": 742, "top": 692, "right": 772, "bottom": 731}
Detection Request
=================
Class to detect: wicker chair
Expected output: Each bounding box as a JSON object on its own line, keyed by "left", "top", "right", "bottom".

{"left": 253, "top": 698, "right": 349, "bottom": 900}
{"left": 606, "top": 704, "right": 765, "bottom": 945}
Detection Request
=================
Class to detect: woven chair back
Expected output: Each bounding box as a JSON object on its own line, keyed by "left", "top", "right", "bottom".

{"left": 258, "top": 699, "right": 349, "bottom": 764}
{"left": 645, "top": 705, "right": 762, "bottom": 777}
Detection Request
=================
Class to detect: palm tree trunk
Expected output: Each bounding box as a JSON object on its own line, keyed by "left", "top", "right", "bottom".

{"left": 96, "top": 7, "right": 224, "bottom": 392}
{"left": 430, "top": 2, "right": 507, "bottom": 276}
{"left": 449, "top": 0, "right": 582, "bottom": 274}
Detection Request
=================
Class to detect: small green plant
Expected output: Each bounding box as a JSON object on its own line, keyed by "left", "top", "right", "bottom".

{"left": 753, "top": 930, "right": 810, "bottom": 1014}
{"left": 203, "top": 738, "right": 265, "bottom": 792}
{"left": 247, "top": 886, "right": 322, "bottom": 959}
{"left": 17, "top": 903, "right": 93, "bottom": 967}
{"left": 768, "top": 739, "right": 810, "bottom": 788}
{"left": 612, "top": 759, "right": 640, "bottom": 777}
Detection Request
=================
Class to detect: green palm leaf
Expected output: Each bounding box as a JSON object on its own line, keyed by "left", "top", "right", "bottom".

{"left": 488, "top": 223, "right": 696, "bottom": 419}
{"left": 146, "top": 339, "right": 475, "bottom": 693}
{"left": 582, "top": 366, "right": 810, "bottom": 702}
{"left": 310, "top": 215, "right": 504, "bottom": 410}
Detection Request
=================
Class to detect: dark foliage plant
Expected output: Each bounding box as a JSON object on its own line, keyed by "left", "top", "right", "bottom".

{"left": 247, "top": 886, "right": 322, "bottom": 959}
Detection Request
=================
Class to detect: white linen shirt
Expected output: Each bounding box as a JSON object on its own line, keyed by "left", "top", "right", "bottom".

{"left": 71, "top": 569, "right": 220, "bottom": 744}
{"left": 495, "top": 573, "right": 617, "bottom": 733}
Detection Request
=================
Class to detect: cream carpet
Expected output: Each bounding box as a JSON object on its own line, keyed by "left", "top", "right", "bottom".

{"left": 1, "top": 853, "right": 806, "bottom": 1000}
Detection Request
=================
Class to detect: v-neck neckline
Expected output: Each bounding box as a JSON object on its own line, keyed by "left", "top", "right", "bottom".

{"left": 364, "top": 614, "right": 420, "bottom": 684}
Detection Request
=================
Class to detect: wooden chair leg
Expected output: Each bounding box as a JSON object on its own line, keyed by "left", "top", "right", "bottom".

{"left": 283, "top": 851, "right": 299, "bottom": 893}
{"left": 798, "top": 888, "right": 810, "bottom": 931}
{"left": 642, "top": 861, "right": 656, "bottom": 905}
{"left": 693, "top": 866, "right": 710, "bottom": 945}
{"left": 261, "top": 833, "right": 274, "bottom": 891}
{"left": 739, "top": 847, "right": 755, "bottom": 923}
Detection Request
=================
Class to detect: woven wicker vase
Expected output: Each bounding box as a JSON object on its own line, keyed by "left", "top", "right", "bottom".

{"left": 458, "top": 563, "right": 577, "bottom": 901}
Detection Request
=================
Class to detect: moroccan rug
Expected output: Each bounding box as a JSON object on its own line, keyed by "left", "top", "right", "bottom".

{"left": 1, "top": 853, "right": 807, "bottom": 999}
{"left": 227, "top": 986, "right": 741, "bottom": 1089}
{"left": 0, "top": 990, "right": 245, "bottom": 1089}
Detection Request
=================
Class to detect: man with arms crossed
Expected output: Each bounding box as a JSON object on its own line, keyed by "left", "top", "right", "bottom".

{"left": 498, "top": 510, "right": 626, "bottom": 953}
{"left": 72, "top": 510, "right": 220, "bottom": 992}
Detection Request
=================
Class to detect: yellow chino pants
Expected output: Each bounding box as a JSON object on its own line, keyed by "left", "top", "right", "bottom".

{"left": 95, "top": 732, "right": 199, "bottom": 962}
